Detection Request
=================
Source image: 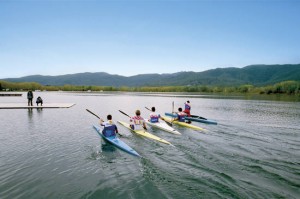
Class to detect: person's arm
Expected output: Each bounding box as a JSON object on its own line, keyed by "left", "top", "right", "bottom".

{"left": 172, "top": 114, "right": 179, "bottom": 122}
{"left": 142, "top": 120, "right": 147, "bottom": 130}
{"left": 99, "top": 119, "right": 105, "bottom": 126}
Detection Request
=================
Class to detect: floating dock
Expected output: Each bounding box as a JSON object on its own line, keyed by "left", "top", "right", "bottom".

{"left": 0, "top": 103, "right": 75, "bottom": 109}
{"left": 0, "top": 93, "right": 22, "bottom": 96}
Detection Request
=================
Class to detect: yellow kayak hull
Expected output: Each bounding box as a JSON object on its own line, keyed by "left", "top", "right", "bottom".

{"left": 117, "top": 121, "right": 172, "bottom": 145}
{"left": 161, "top": 116, "right": 205, "bottom": 131}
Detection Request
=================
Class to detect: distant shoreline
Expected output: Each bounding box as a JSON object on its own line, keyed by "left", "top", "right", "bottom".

{"left": 1, "top": 90, "right": 299, "bottom": 102}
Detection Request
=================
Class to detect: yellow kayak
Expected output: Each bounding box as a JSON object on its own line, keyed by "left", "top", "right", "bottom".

{"left": 161, "top": 116, "right": 205, "bottom": 131}
{"left": 117, "top": 121, "right": 172, "bottom": 145}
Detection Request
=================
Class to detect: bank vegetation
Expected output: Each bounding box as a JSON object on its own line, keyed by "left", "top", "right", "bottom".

{"left": 0, "top": 80, "right": 299, "bottom": 95}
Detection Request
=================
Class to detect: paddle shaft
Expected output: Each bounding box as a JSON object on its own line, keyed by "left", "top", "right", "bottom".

{"left": 145, "top": 107, "right": 151, "bottom": 111}
{"left": 118, "top": 110, "right": 131, "bottom": 118}
{"left": 172, "top": 101, "right": 174, "bottom": 113}
{"left": 87, "top": 109, "right": 123, "bottom": 136}
{"left": 86, "top": 109, "right": 101, "bottom": 119}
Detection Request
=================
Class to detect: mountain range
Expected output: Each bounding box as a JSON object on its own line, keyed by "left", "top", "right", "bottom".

{"left": 2, "top": 64, "right": 300, "bottom": 87}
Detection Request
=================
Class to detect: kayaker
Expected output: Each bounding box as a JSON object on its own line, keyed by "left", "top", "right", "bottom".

{"left": 100, "top": 114, "right": 119, "bottom": 137}
{"left": 27, "top": 90, "right": 34, "bottom": 106}
{"left": 184, "top": 100, "right": 191, "bottom": 116}
{"left": 36, "top": 96, "right": 43, "bottom": 106}
{"left": 130, "top": 110, "right": 147, "bottom": 130}
{"left": 173, "top": 107, "right": 190, "bottom": 123}
{"left": 149, "top": 107, "right": 161, "bottom": 123}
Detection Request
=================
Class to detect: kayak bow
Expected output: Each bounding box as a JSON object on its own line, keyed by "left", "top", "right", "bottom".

{"left": 93, "top": 125, "right": 141, "bottom": 157}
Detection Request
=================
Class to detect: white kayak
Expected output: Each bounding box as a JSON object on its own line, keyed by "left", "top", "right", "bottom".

{"left": 145, "top": 120, "right": 181, "bottom": 135}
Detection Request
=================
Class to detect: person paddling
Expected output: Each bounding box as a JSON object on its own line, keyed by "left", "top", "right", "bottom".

{"left": 173, "top": 107, "right": 190, "bottom": 123}
{"left": 184, "top": 100, "right": 191, "bottom": 116}
{"left": 130, "top": 110, "right": 147, "bottom": 130}
{"left": 149, "top": 107, "right": 161, "bottom": 123}
{"left": 100, "top": 114, "right": 119, "bottom": 137}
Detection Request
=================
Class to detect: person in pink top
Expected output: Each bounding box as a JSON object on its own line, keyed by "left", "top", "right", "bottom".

{"left": 130, "top": 109, "right": 147, "bottom": 130}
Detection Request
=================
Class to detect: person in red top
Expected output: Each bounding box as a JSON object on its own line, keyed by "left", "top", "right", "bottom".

{"left": 130, "top": 109, "right": 147, "bottom": 130}
{"left": 184, "top": 100, "right": 191, "bottom": 116}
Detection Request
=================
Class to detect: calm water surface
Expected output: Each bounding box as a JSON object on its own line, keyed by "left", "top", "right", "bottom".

{"left": 0, "top": 92, "right": 299, "bottom": 199}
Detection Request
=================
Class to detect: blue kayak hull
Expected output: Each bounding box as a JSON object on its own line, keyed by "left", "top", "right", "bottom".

{"left": 93, "top": 125, "right": 141, "bottom": 157}
{"left": 165, "top": 113, "right": 217, "bottom": 125}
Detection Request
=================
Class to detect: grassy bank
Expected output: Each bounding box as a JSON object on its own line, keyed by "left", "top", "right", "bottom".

{"left": 1, "top": 80, "right": 299, "bottom": 96}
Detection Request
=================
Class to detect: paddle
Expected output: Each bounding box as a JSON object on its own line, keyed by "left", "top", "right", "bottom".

{"left": 172, "top": 101, "right": 174, "bottom": 113}
{"left": 190, "top": 114, "right": 208, "bottom": 120}
{"left": 86, "top": 108, "right": 101, "bottom": 119}
{"left": 118, "top": 110, "right": 131, "bottom": 118}
{"left": 86, "top": 109, "right": 122, "bottom": 136}
{"left": 119, "top": 110, "right": 147, "bottom": 130}
{"left": 144, "top": 107, "right": 173, "bottom": 127}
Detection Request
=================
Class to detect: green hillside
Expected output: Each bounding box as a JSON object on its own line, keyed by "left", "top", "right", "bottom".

{"left": 2, "top": 64, "right": 300, "bottom": 87}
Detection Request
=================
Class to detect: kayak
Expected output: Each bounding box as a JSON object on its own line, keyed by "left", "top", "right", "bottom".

{"left": 165, "top": 112, "right": 217, "bottom": 125}
{"left": 117, "top": 121, "right": 172, "bottom": 145}
{"left": 93, "top": 125, "right": 141, "bottom": 157}
{"left": 145, "top": 120, "right": 181, "bottom": 135}
{"left": 160, "top": 116, "right": 205, "bottom": 131}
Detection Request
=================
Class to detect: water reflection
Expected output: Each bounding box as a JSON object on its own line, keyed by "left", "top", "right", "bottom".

{"left": 27, "top": 108, "right": 33, "bottom": 121}
{"left": 37, "top": 107, "right": 43, "bottom": 114}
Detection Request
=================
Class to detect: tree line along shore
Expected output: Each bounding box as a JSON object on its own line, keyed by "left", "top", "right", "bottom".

{"left": 0, "top": 80, "right": 299, "bottom": 95}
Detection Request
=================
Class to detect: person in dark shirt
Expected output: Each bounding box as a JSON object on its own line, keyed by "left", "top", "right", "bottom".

{"left": 27, "top": 90, "right": 33, "bottom": 106}
{"left": 36, "top": 96, "right": 43, "bottom": 106}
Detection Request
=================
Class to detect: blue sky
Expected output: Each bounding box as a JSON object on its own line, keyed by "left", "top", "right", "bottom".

{"left": 1, "top": 0, "right": 299, "bottom": 78}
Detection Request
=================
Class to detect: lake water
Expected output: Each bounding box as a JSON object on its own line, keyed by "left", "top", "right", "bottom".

{"left": 0, "top": 92, "right": 299, "bottom": 199}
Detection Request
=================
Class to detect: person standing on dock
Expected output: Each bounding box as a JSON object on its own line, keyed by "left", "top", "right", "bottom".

{"left": 27, "top": 90, "right": 33, "bottom": 106}
{"left": 184, "top": 100, "right": 191, "bottom": 117}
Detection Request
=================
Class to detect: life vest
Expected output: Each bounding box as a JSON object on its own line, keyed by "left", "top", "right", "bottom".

{"left": 131, "top": 116, "right": 145, "bottom": 130}
{"left": 149, "top": 112, "right": 160, "bottom": 123}
{"left": 184, "top": 103, "right": 191, "bottom": 111}
{"left": 102, "top": 124, "right": 117, "bottom": 137}
{"left": 177, "top": 112, "right": 186, "bottom": 122}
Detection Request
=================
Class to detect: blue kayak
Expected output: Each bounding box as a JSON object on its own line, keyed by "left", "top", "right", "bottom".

{"left": 165, "top": 113, "right": 217, "bottom": 125}
{"left": 93, "top": 125, "right": 141, "bottom": 157}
